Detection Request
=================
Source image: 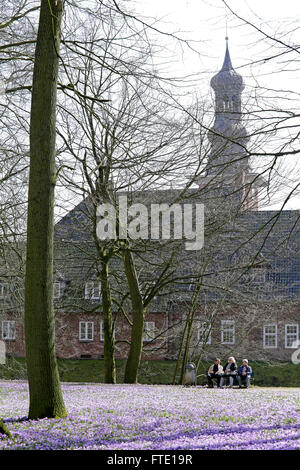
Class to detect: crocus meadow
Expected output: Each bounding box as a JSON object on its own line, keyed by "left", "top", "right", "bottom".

{"left": 0, "top": 381, "right": 299, "bottom": 450}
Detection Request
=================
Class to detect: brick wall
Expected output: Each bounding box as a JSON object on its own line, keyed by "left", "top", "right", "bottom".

{"left": 0, "top": 304, "right": 299, "bottom": 362}
{"left": 56, "top": 311, "right": 167, "bottom": 360}
{"left": 167, "top": 303, "right": 300, "bottom": 362}
{"left": 0, "top": 314, "right": 25, "bottom": 357}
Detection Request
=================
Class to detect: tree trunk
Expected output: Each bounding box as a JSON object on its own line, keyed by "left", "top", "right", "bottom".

{"left": 175, "top": 277, "right": 204, "bottom": 385}
{"left": 179, "top": 316, "right": 194, "bottom": 384}
{"left": 0, "top": 420, "right": 11, "bottom": 438}
{"left": 172, "top": 313, "right": 189, "bottom": 385}
{"left": 123, "top": 248, "right": 145, "bottom": 383}
{"left": 24, "top": 0, "right": 67, "bottom": 419}
{"left": 100, "top": 256, "right": 116, "bottom": 383}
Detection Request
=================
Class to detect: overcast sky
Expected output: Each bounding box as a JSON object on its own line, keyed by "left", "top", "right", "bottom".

{"left": 134, "top": 0, "right": 300, "bottom": 78}
{"left": 131, "top": 0, "right": 300, "bottom": 210}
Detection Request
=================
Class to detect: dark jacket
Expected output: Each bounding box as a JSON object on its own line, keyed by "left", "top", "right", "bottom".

{"left": 238, "top": 365, "right": 252, "bottom": 376}
{"left": 223, "top": 362, "right": 237, "bottom": 374}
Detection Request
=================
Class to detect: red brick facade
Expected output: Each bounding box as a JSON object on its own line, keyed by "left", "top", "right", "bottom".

{"left": 1, "top": 303, "right": 300, "bottom": 362}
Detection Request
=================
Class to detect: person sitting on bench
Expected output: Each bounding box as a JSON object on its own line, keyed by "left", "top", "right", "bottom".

{"left": 237, "top": 359, "right": 252, "bottom": 388}
{"left": 207, "top": 358, "right": 223, "bottom": 388}
{"left": 219, "top": 357, "right": 237, "bottom": 388}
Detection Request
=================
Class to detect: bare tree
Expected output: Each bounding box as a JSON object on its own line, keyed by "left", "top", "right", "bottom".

{"left": 0, "top": 0, "right": 299, "bottom": 394}
{"left": 24, "top": 0, "right": 67, "bottom": 419}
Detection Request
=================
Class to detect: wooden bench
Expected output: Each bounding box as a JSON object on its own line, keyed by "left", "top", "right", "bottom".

{"left": 208, "top": 371, "right": 254, "bottom": 388}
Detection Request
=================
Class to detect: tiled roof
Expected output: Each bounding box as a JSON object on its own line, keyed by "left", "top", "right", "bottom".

{"left": 54, "top": 192, "right": 300, "bottom": 302}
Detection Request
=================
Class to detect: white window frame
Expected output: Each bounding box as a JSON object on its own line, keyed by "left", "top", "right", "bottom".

{"left": 144, "top": 281, "right": 158, "bottom": 301}
{"left": 285, "top": 324, "right": 299, "bottom": 349}
{"left": 100, "top": 320, "right": 104, "bottom": 342}
{"left": 100, "top": 321, "right": 115, "bottom": 342}
{"left": 85, "top": 281, "right": 101, "bottom": 300}
{"left": 264, "top": 281, "right": 273, "bottom": 292}
{"left": 1, "top": 320, "right": 16, "bottom": 341}
{"left": 252, "top": 268, "right": 266, "bottom": 284}
{"left": 53, "top": 281, "right": 64, "bottom": 299}
{"left": 143, "top": 321, "right": 155, "bottom": 342}
{"left": 221, "top": 320, "right": 235, "bottom": 345}
{"left": 251, "top": 187, "right": 257, "bottom": 197}
{"left": 0, "top": 282, "right": 9, "bottom": 299}
{"left": 197, "top": 321, "right": 211, "bottom": 345}
{"left": 263, "top": 324, "right": 277, "bottom": 349}
{"left": 79, "top": 321, "right": 94, "bottom": 341}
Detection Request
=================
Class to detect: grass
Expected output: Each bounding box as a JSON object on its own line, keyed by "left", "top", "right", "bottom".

{"left": 1, "top": 383, "right": 300, "bottom": 449}
{"left": 0, "top": 357, "right": 299, "bottom": 386}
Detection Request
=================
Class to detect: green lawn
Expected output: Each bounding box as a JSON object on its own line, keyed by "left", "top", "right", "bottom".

{"left": 0, "top": 357, "right": 300, "bottom": 386}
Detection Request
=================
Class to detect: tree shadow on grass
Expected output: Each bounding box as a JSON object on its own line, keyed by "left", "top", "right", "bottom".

{"left": 2, "top": 418, "right": 300, "bottom": 449}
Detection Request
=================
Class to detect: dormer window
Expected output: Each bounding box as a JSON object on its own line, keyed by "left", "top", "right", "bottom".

{"left": 85, "top": 281, "right": 101, "bottom": 300}
{"left": 143, "top": 280, "right": 158, "bottom": 301}
{"left": 0, "top": 282, "right": 9, "bottom": 299}
{"left": 53, "top": 281, "right": 64, "bottom": 299}
{"left": 252, "top": 268, "right": 265, "bottom": 284}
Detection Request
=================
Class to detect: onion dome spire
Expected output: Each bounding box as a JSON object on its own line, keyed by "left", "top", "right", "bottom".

{"left": 210, "top": 38, "right": 244, "bottom": 96}
{"left": 221, "top": 36, "right": 232, "bottom": 71}
{"left": 207, "top": 38, "right": 250, "bottom": 176}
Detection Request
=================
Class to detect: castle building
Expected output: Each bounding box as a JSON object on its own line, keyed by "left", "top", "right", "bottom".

{"left": 0, "top": 41, "right": 299, "bottom": 364}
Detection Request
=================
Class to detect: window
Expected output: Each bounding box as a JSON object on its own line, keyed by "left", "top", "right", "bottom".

{"left": 0, "top": 283, "right": 9, "bottom": 299}
{"left": 264, "top": 279, "right": 273, "bottom": 292}
{"left": 232, "top": 95, "right": 237, "bottom": 111}
{"left": 53, "top": 282, "right": 64, "bottom": 299}
{"left": 285, "top": 324, "right": 299, "bottom": 349}
{"left": 100, "top": 321, "right": 115, "bottom": 342}
{"left": 251, "top": 188, "right": 258, "bottom": 199}
{"left": 252, "top": 268, "right": 265, "bottom": 284}
{"left": 100, "top": 321, "right": 104, "bottom": 342}
{"left": 143, "top": 321, "right": 155, "bottom": 342}
{"left": 221, "top": 320, "right": 235, "bottom": 345}
{"left": 224, "top": 95, "right": 229, "bottom": 110}
{"left": 263, "top": 324, "right": 277, "bottom": 348}
{"left": 143, "top": 281, "right": 158, "bottom": 300}
{"left": 79, "top": 321, "right": 94, "bottom": 341}
{"left": 197, "top": 321, "right": 211, "bottom": 345}
{"left": 1, "top": 321, "right": 16, "bottom": 340}
{"left": 85, "top": 281, "right": 101, "bottom": 300}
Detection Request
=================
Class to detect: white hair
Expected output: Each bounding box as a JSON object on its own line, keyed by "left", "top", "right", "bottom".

{"left": 228, "top": 356, "right": 236, "bottom": 363}
{"left": 242, "top": 359, "right": 248, "bottom": 364}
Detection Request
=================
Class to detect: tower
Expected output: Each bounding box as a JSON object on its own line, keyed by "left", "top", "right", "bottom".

{"left": 207, "top": 37, "right": 249, "bottom": 176}
{"left": 197, "top": 39, "right": 266, "bottom": 211}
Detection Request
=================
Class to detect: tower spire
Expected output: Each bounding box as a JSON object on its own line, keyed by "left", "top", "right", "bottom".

{"left": 207, "top": 39, "right": 249, "bottom": 176}
{"left": 195, "top": 39, "right": 267, "bottom": 211}
{"left": 221, "top": 36, "right": 232, "bottom": 71}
